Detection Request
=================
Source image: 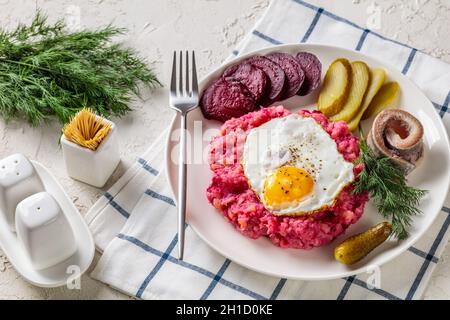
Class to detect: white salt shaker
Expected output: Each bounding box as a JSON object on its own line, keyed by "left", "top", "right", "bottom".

{"left": 0, "top": 154, "right": 44, "bottom": 232}
{"left": 60, "top": 118, "right": 120, "bottom": 188}
{"left": 15, "top": 192, "right": 77, "bottom": 270}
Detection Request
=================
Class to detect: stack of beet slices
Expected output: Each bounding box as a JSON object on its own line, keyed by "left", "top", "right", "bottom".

{"left": 200, "top": 51, "right": 322, "bottom": 122}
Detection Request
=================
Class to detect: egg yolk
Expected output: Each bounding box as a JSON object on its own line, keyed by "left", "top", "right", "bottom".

{"left": 263, "top": 166, "right": 314, "bottom": 208}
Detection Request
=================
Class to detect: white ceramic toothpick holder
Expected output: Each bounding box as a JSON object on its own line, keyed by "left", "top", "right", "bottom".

{"left": 15, "top": 192, "right": 77, "bottom": 270}
{"left": 0, "top": 154, "right": 45, "bottom": 232}
{"left": 60, "top": 118, "right": 120, "bottom": 188}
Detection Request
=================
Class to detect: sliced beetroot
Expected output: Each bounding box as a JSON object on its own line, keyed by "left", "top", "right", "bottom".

{"left": 245, "top": 55, "right": 285, "bottom": 105}
{"left": 265, "top": 52, "right": 305, "bottom": 100}
{"left": 200, "top": 78, "right": 257, "bottom": 122}
{"left": 223, "top": 63, "right": 268, "bottom": 104}
{"left": 295, "top": 52, "right": 322, "bottom": 96}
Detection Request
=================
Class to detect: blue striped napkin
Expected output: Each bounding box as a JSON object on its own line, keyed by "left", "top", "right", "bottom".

{"left": 86, "top": 0, "right": 450, "bottom": 300}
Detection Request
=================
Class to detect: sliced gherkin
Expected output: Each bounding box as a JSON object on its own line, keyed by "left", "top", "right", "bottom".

{"left": 318, "top": 58, "right": 352, "bottom": 117}
{"left": 347, "top": 67, "right": 386, "bottom": 131}
{"left": 362, "top": 82, "right": 400, "bottom": 120}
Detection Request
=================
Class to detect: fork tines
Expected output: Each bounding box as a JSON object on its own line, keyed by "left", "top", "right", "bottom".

{"left": 170, "top": 50, "right": 198, "bottom": 99}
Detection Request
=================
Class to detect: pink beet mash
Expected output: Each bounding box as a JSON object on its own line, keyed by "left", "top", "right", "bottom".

{"left": 206, "top": 106, "right": 368, "bottom": 249}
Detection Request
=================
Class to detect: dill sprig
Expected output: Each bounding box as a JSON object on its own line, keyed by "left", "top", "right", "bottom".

{"left": 353, "top": 130, "right": 427, "bottom": 240}
{"left": 0, "top": 11, "right": 161, "bottom": 125}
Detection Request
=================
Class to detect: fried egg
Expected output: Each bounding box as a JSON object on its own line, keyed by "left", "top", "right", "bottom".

{"left": 242, "top": 114, "right": 354, "bottom": 216}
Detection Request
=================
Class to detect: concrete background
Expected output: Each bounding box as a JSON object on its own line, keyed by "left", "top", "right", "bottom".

{"left": 0, "top": 0, "right": 449, "bottom": 299}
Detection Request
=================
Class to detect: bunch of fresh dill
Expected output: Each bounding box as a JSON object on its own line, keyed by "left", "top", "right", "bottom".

{"left": 0, "top": 12, "right": 161, "bottom": 125}
{"left": 353, "top": 133, "right": 427, "bottom": 240}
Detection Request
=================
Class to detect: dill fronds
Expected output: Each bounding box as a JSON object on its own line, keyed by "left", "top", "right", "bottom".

{"left": 353, "top": 130, "right": 427, "bottom": 240}
{"left": 0, "top": 11, "right": 161, "bottom": 125}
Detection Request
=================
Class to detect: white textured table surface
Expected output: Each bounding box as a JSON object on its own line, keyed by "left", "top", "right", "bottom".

{"left": 0, "top": 0, "right": 449, "bottom": 299}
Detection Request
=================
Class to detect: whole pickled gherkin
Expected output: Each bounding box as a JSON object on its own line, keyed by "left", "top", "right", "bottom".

{"left": 334, "top": 222, "right": 392, "bottom": 265}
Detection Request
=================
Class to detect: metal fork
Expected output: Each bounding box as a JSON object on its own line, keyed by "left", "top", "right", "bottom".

{"left": 170, "top": 51, "right": 199, "bottom": 260}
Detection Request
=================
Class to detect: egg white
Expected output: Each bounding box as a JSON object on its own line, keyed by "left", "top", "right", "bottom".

{"left": 242, "top": 114, "right": 354, "bottom": 216}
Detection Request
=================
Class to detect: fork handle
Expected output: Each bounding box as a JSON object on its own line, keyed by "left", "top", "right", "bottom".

{"left": 177, "top": 112, "right": 187, "bottom": 260}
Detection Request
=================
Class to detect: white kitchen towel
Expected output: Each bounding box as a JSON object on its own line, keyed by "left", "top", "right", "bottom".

{"left": 86, "top": 0, "right": 450, "bottom": 300}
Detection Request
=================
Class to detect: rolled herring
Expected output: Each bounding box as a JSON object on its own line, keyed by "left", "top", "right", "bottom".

{"left": 367, "top": 109, "right": 424, "bottom": 174}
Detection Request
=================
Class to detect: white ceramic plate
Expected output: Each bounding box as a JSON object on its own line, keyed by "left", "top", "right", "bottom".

{"left": 0, "top": 160, "right": 95, "bottom": 287}
{"left": 165, "top": 44, "right": 450, "bottom": 280}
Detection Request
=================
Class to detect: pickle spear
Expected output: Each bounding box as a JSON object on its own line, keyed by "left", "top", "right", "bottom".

{"left": 330, "top": 61, "right": 370, "bottom": 123}
{"left": 362, "top": 82, "right": 400, "bottom": 120}
{"left": 318, "top": 58, "right": 352, "bottom": 117}
{"left": 334, "top": 222, "right": 392, "bottom": 265}
{"left": 347, "top": 67, "right": 386, "bottom": 131}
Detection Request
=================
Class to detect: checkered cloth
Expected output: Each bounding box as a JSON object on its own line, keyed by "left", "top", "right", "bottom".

{"left": 86, "top": 0, "right": 450, "bottom": 299}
